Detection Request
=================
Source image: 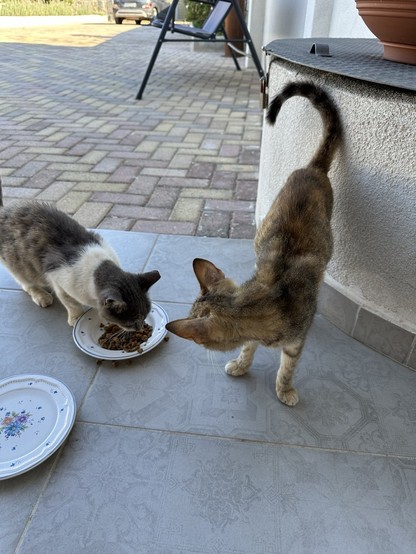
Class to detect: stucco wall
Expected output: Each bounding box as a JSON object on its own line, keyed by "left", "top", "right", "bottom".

{"left": 256, "top": 61, "right": 416, "bottom": 333}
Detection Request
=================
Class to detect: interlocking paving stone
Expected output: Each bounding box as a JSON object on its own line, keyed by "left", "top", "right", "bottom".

{"left": 180, "top": 187, "right": 232, "bottom": 200}
{"left": 235, "top": 179, "right": 258, "bottom": 200}
{"left": 147, "top": 187, "right": 179, "bottom": 208}
{"left": 73, "top": 201, "right": 111, "bottom": 228}
{"left": 56, "top": 191, "right": 91, "bottom": 213}
{"left": 131, "top": 219, "right": 196, "bottom": 234}
{"left": 197, "top": 210, "right": 231, "bottom": 237}
{"left": 35, "top": 181, "right": 75, "bottom": 201}
{"left": 205, "top": 198, "right": 255, "bottom": 212}
{"left": 90, "top": 191, "right": 147, "bottom": 205}
{"left": 170, "top": 197, "right": 203, "bottom": 222}
{"left": 0, "top": 20, "right": 262, "bottom": 239}
{"left": 110, "top": 204, "right": 170, "bottom": 220}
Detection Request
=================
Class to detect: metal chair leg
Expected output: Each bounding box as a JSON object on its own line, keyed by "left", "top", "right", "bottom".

{"left": 231, "top": 0, "right": 264, "bottom": 78}
{"left": 222, "top": 26, "right": 241, "bottom": 71}
{"left": 136, "top": 0, "right": 179, "bottom": 100}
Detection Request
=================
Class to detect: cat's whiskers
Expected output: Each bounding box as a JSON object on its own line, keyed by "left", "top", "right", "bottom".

{"left": 109, "top": 328, "right": 129, "bottom": 341}
{"left": 206, "top": 349, "right": 222, "bottom": 373}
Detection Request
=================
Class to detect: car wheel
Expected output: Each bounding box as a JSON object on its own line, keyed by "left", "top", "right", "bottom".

{"left": 115, "top": 18, "right": 123, "bottom": 24}
{"left": 135, "top": 20, "right": 141, "bottom": 25}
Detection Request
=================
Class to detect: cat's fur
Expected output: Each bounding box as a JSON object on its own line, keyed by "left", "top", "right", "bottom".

{"left": 166, "top": 81, "right": 341, "bottom": 406}
{"left": 0, "top": 184, "right": 160, "bottom": 328}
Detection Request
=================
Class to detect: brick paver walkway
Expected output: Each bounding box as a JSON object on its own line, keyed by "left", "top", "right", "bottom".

{"left": 0, "top": 20, "right": 263, "bottom": 238}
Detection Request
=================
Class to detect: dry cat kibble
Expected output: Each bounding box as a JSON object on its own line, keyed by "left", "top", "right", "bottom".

{"left": 98, "top": 322, "right": 153, "bottom": 352}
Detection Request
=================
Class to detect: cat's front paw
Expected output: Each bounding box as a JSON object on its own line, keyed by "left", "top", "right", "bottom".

{"left": 276, "top": 386, "right": 299, "bottom": 406}
{"left": 225, "top": 359, "right": 249, "bottom": 377}
{"left": 67, "top": 311, "right": 84, "bottom": 326}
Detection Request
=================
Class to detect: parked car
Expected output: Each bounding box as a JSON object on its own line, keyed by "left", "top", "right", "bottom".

{"left": 112, "top": 0, "right": 172, "bottom": 25}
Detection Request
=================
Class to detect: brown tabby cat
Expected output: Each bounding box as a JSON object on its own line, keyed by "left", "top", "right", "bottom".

{"left": 166, "top": 81, "right": 342, "bottom": 406}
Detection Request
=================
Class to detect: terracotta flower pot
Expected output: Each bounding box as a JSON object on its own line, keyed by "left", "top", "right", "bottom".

{"left": 355, "top": 1, "right": 416, "bottom": 65}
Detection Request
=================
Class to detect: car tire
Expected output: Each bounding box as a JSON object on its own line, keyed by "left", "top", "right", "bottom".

{"left": 135, "top": 20, "right": 141, "bottom": 25}
{"left": 115, "top": 18, "right": 123, "bottom": 24}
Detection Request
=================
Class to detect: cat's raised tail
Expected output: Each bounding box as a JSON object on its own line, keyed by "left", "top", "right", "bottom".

{"left": 266, "top": 81, "right": 341, "bottom": 174}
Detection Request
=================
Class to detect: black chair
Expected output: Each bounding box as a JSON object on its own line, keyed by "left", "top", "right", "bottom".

{"left": 136, "top": 0, "right": 264, "bottom": 99}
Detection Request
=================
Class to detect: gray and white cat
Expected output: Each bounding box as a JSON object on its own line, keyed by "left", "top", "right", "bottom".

{"left": 0, "top": 182, "right": 160, "bottom": 328}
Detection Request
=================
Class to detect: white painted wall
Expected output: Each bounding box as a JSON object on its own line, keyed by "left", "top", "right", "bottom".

{"left": 247, "top": 0, "right": 375, "bottom": 57}
{"left": 263, "top": 0, "right": 308, "bottom": 44}
{"left": 328, "top": 0, "right": 375, "bottom": 37}
{"left": 303, "top": 0, "right": 375, "bottom": 38}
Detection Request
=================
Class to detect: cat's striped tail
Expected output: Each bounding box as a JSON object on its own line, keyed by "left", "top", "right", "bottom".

{"left": 266, "top": 81, "right": 342, "bottom": 174}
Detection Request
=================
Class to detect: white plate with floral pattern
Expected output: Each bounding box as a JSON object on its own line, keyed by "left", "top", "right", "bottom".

{"left": 0, "top": 374, "right": 76, "bottom": 480}
{"left": 72, "top": 302, "right": 169, "bottom": 361}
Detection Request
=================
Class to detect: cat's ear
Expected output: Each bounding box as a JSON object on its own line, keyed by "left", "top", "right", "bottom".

{"left": 100, "top": 289, "right": 127, "bottom": 313}
{"left": 166, "top": 318, "right": 211, "bottom": 344}
{"left": 193, "top": 258, "right": 225, "bottom": 294}
{"left": 138, "top": 270, "right": 161, "bottom": 291}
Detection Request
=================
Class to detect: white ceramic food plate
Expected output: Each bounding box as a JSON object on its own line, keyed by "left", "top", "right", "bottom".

{"left": 0, "top": 374, "right": 76, "bottom": 480}
{"left": 72, "top": 302, "right": 169, "bottom": 360}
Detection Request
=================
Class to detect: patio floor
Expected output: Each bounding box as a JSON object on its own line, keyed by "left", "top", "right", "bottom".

{"left": 0, "top": 17, "right": 415, "bottom": 554}
{"left": 1, "top": 230, "right": 415, "bottom": 554}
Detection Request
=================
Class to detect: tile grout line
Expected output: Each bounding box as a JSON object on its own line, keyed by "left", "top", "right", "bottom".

{"left": 141, "top": 232, "right": 162, "bottom": 272}
{"left": 74, "top": 419, "right": 416, "bottom": 463}
{"left": 404, "top": 334, "right": 416, "bottom": 368}
{"left": 13, "top": 446, "right": 66, "bottom": 554}
{"left": 76, "top": 363, "right": 103, "bottom": 416}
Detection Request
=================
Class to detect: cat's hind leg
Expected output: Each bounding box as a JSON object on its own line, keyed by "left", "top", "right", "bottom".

{"left": 19, "top": 282, "right": 53, "bottom": 308}
{"left": 0, "top": 265, "right": 53, "bottom": 307}
{"left": 226, "top": 341, "right": 258, "bottom": 376}
{"left": 276, "top": 339, "right": 304, "bottom": 406}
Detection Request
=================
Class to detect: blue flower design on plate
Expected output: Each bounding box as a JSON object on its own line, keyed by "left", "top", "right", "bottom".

{"left": 0, "top": 410, "right": 33, "bottom": 439}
